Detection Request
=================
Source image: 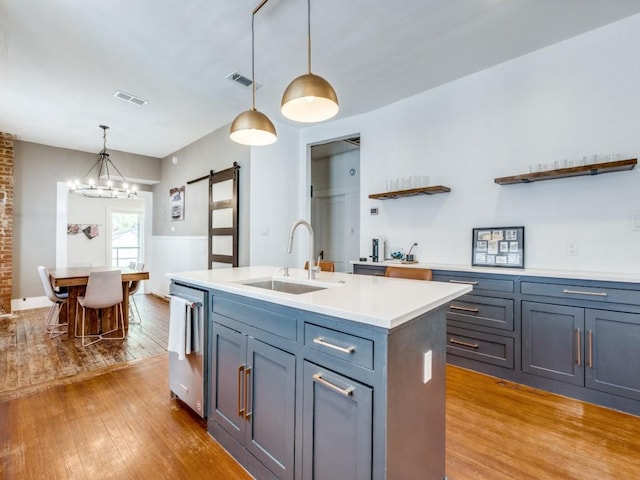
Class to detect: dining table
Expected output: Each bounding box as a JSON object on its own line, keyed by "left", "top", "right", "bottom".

{"left": 49, "top": 266, "right": 150, "bottom": 339}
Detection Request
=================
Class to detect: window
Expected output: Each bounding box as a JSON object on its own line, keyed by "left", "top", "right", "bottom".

{"left": 111, "top": 211, "right": 143, "bottom": 267}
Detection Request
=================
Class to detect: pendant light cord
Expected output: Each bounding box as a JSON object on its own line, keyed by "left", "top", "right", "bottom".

{"left": 307, "top": 0, "right": 311, "bottom": 73}
{"left": 251, "top": 12, "right": 256, "bottom": 110}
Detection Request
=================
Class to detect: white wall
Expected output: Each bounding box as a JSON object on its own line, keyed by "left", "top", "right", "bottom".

{"left": 295, "top": 14, "right": 640, "bottom": 274}
{"left": 249, "top": 122, "right": 303, "bottom": 268}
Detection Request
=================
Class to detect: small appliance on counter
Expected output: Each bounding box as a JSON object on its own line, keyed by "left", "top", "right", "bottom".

{"left": 371, "top": 236, "right": 386, "bottom": 262}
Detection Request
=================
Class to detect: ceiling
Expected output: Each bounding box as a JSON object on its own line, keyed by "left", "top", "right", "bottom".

{"left": 2, "top": 0, "right": 640, "bottom": 159}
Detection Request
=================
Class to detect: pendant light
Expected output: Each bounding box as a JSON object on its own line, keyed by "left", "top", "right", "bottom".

{"left": 281, "top": 0, "right": 339, "bottom": 123}
{"left": 230, "top": 0, "right": 277, "bottom": 146}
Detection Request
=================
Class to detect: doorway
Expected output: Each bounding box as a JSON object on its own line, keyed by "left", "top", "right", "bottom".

{"left": 310, "top": 137, "right": 360, "bottom": 273}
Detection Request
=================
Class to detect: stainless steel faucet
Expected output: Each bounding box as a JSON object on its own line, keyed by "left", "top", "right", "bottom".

{"left": 287, "top": 219, "right": 316, "bottom": 279}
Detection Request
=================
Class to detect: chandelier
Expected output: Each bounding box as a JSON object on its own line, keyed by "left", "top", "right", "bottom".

{"left": 68, "top": 125, "right": 137, "bottom": 198}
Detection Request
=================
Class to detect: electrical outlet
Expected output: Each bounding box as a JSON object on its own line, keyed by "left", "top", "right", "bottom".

{"left": 632, "top": 215, "right": 640, "bottom": 231}
{"left": 567, "top": 241, "right": 578, "bottom": 256}
{"left": 423, "top": 350, "right": 432, "bottom": 384}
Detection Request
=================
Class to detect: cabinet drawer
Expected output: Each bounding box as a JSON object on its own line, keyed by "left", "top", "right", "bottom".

{"left": 433, "top": 274, "right": 514, "bottom": 294}
{"left": 521, "top": 281, "right": 640, "bottom": 306}
{"left": 353, "top": 264, "right": 385, "bottom": 276}
{"left": 446, "top": 326, "right": 514, "bottom": 369}
{"left": 213, "top": 295, "right": 297, "bottom": 341}
{"left": 447, "top": 294, "right": 514, "bottom": 331}
{"left": 304, "top": 323, "right": 374, "bottom": 370}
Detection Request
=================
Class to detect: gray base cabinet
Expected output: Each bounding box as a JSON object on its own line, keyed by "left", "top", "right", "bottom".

{"left": 585, "top": 309, "right": 640, "bottom": 401}
{"left": 207, "top": 290, "right": 448, "bottom": 480}
{"left": 353, "top": 264, "right": 640, "bottom": 416}
{"left": 522, "top": 301, "right": 585, "bottom": 385}
{"left": 302, "top": 362, "right": 373, "bottom": 480}
{"left": 211, "top": 320, "right": 296, "bottom": 480}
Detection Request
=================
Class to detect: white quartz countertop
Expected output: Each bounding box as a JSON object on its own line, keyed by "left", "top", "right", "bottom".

{"left": 167, "top": 266, "right": 471, "bottom": 330}
{"left": 350, "top": 260, "right": 640, "bottom": 284}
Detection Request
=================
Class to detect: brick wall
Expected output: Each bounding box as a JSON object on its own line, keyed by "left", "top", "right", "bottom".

{"left": 0, "top": 132, "right": 13, "bottom": 315}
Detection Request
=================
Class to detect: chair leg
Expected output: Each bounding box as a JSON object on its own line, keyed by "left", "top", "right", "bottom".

{"left": 75, "top": 304, "right": 100, "bottom": 346}
{"left": 129, "top": 295, "right": 142, "bottom": 325}
{"left": 102, "top": 303, "right": 125, "bottom": 341}
{"left": 48, "top": 302, "right": 68, "bottom": 339}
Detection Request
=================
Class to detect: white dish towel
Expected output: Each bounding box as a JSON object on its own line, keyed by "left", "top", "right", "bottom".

{"left": 168, "top": 296, "right": 190, "bottom": 360}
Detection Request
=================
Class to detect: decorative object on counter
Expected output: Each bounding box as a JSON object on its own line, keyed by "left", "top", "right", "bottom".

{"left": 472, "top": 226, "right": 524, "bottom": 268}
{"left": 389, "top": 247, "right": 404, "bottom": 260}
{"left": 369, "top": 184, "right": 451, "bottom": 200}
{"left": 281, "top": 0, "right": 339, "bottom": 122}
{"left": 403, "top": 242, "right": 418, "bottom": 263}
{"left": 67, "top": 125, "right": 138, "bottom": 199}
{"left": 229, "top": 0, "right": 277, "bottom": 146}
{"left": 495, "top": 158, "right": 636, "bottom": 185}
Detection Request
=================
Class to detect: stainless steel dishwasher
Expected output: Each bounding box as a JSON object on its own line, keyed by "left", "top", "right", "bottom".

{"left": 168, "top": 281, "right": 208, "bottom": 419}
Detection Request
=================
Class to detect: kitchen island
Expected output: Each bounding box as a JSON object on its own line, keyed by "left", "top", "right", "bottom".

{"left": 168, "top": 266, "right": 471, "bottom": 480}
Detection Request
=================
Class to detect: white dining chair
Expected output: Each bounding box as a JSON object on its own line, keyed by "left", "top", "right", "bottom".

{"left": 75, "top": 270, "right": 125, "bottom": 346}
{"left": 37, "top": 265, "right": 68, "bottom": 338}
{"left": 128, "top": 262, "right": 144, "bottom": 325}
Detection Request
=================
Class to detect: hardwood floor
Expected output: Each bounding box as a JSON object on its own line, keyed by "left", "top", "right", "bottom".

{"left": 0, "top": 294, "right": 169, "bottom": 400}
{"left": 2, "top": 295, "right": 639, "bottom": 479}
{"left": 446, "top": 366, "right": 640, "bottom": 479}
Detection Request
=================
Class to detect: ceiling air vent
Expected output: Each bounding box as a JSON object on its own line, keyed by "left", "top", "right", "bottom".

{"left": 226, "top": 71, "right": 262, "bottom": 89}
{"left": 344, "top": 136, "right": 360, "bottom": 147}
{"left": 114, "top": 91, "right": 149, "bottom": 106}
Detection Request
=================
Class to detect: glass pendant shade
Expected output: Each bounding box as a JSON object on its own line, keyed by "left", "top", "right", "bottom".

{"left": 230, "top": 108, "right": 277, "bottom": 146}
{"left": 281, "top": 72, "right": 339, "bottom": 122}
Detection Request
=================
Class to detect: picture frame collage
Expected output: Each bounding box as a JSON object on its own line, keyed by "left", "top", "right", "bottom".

{"left": 472, "top": 226, "right": 524, "bottom": 268}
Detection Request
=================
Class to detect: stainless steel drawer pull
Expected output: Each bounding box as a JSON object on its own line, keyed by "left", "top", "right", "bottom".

{"left": 313, "top": 337, "right": 355, "bottom": 354}
{"left": 449, "top": 280, "right": 479, "bottom": 285}
{"left": 313, "top": 373, "right": 354, "bottom": 397}
{"left": 576, "top": 329, "right": 581, "bottom": 366}
{"left": 449, "top": 338, "right": 479, "bottom": 349}
{"left": 562, "top": 289, "right": 608, "bottom": 297}
{"left": 449, "top": 305, "right": 480, "bottom": 313}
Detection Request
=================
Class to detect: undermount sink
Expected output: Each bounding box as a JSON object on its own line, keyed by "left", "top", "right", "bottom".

{"left": 238, "top": 275, "right": 344, "bottom": 295}
{"left": 243, "top": 279, "right": 327, "bottom": 294}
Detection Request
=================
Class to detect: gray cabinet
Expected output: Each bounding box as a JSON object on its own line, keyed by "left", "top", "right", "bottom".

{"left": 522, "top": 301, "right": 640, "bottom": 402}
{"left": 354, "top": 264, "right": 640, "bottom": 415}
{"left": 434, "top": 272, "right": 518, "bottom": 371}
{"left": 522, "top": 301, "right": 585, "bottom": 385}
{"left": 207, "top": 289, "right": 449, "bottom": 480}
{"left": 210, "top": 320, "right": 296, "bottom": 480}
{"left": 585, "top": 309, "right": 640, "bottom": 401}
{"left": 302, "top": 361, "right": 373, "bottom": 480}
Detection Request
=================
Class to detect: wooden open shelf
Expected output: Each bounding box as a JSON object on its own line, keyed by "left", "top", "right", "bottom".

{"left": 368, "top": 185, "right": 451, "bottom": 200}
{"left": 494, "top": 158, "right": 637, "bottom": 185}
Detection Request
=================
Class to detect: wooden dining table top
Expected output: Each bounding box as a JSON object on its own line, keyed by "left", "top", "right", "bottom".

{"left": 49, "top": 266, "right": 150, "bottom": 288}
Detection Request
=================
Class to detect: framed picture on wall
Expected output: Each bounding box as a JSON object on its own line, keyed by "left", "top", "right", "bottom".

{"left": 170, "top": 186, "right": 185, "bottom": 221}
{"left": 472, "top": 226, "right": 524, "bottom": 268}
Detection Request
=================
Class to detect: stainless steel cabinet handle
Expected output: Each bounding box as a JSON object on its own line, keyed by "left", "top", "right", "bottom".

{"left": 449, "top": 338, "right": 479, "bottom": 349}
{"left": 576, "top": 328, "right": 581, "bottom": 366}
{"left": 449, "top": 280, "right": 479, "bottom": 285}
{"left": 562, "top": 289, "right": 608, "bottom": 297}
{"left": 313, "top": 337, "right": 355, "bottom": 354}
{"left": 312, "top": 373, "right": 354, "bottom": 397}
{"left": 449, "top": 305, "right": 479, "bottom": 313}
{"left": 237, "top": 365, "right": 245, "bottom": 417}
{"left": 244, "top": 367, "right": 252, "bottom": 420}
{"left": 588, "top": 330, "right": 593, "bottom": 368}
